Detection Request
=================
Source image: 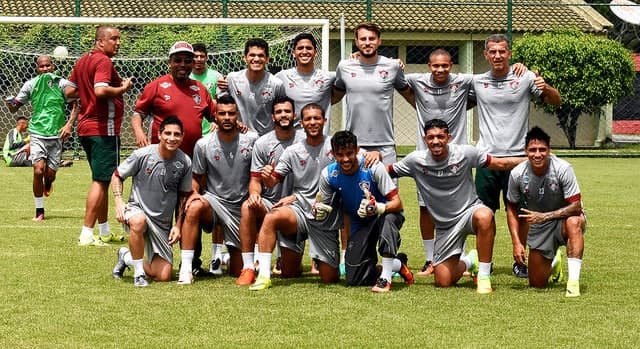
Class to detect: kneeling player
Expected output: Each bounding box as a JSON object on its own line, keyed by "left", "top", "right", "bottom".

{"left": 315, "top": 131, "right": 414, "bottom": 292}
{"left": 111, "top": 116, "right": 192, "bottom": 287}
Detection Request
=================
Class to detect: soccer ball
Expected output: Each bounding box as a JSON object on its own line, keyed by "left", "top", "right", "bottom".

{"left": 53, "top": 46, "right": 69, "bottom": 59}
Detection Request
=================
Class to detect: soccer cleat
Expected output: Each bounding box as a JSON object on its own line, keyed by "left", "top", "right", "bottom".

{"left": 249, "top": 275, "right": 272, "bottom": 291}
{"left": 272, "top": 257, "right": 282, "bottom": 275}
{"left": 99, "top": 232, "right": 126, "bottom": 243}
{"left": 565, "top": 280, "right": 580, "bottom": 298}
{"left": 32, "top": 212, "right": 45, "bottom": 222}
{"left": 43, "top": 179, "right": 53, "bottom": 197}
{"left": 177, "top": 273, "right": 194, "bottom": 285}
{"left": 112, "top": 247, "right": 129, "bottom": 279}
{"left": 310, "top": 260, "right": 320, "bottom": 275}
{"left": 236, "top": 268, "right": 256, "bottom": 286}
{"left": 512, "top": 262, "right": 528, "bottom": 278}
{"left": 134, "top": 274, "right": 150, "bottom": 287}
{"left": 192, "top": 266, "right": 214, "bottom": 278}
{"left": 476, "top": 276, "right": 493, "bottom": 294}
{"left": 396, "top": 253, "right": 415, "bottom": 285}
{"left": 78, "top": 235, "right": 108, "bottom": 247}
{"left": 416, "top": 259, "right": 434, "bottom": 276}
{"left": 468, "top": 249, "right": 479, "bottom": 278}
{"left": 209, "top": 258, "right": 223, "bottom": 276}
{"left": 371, "top": 278, "right": 391, "bottom": 293}
{"left": 550, "top": 249, "right": 563, "bottom": 283}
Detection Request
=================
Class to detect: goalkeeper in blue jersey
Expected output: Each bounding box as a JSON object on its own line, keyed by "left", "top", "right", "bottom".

{"left": 314, "top": 131, "right": 414, "bottom": 293}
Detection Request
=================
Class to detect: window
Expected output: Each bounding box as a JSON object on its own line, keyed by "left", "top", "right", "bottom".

{"left": 351, "top": 45, "right": 399, "bottom": 59}
{"left": 407, "top": 46, "right": 459, "bottom": 65}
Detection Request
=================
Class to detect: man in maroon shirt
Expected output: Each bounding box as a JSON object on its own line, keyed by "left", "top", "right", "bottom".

{"left": 66, "top": 25, "right": 133, "bottom": 246}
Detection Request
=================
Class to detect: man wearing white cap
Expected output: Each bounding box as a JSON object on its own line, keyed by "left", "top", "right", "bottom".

{"left": 132, "top": 41, "right": 215, "bottom": 158}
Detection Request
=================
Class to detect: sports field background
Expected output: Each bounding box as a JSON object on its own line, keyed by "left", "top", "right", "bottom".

{"left": 1, "top": 156, "right": 639, "bottom": 348}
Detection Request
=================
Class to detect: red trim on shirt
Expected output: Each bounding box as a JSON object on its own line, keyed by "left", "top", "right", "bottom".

{"left": 385, "top": 188, "right": 399, "bottom": 200}
{"left": 250, "top": 171, "right": 262, "bottom": 178}
{"left": 566, "top": 193, "right": 581, "bottom": 203}
{"left": 484, "top": 154, "right": 493, "bottom": 167}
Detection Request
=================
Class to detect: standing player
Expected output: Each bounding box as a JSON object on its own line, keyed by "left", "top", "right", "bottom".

{"left": 333, "top": 22, "right": 412, "bottom": 165}
{"left": 177, "top": 95, "right": 257, "bottom": 283}
{"left": 473, "top": 33, "right": 561, "bottom": 278}
{"left": 276, "top": 33, "right": 336, "bottom": 134}
{"left": 236, "top": 96, "right": 305, "bottom": 285}
{"left": 389, "top": 119, "right": 525, "bottom": 294}
{"left": 315, "top": 130, "right": 413, "bottom": 292}
{"left": 249, "top": 103, "right": 341, "bottom": 290}
{"left": 111, "top": 116, "right": 192, "bottom": 287}
{"left": 190, "top": 43, "right": 223, "bottom": 136}
{"left": 506, "top": 127, "right": 585, "bottom": 297}
{"left": 66, "top": 25, "right": 133, "bottom": 246}
{"left": 219, "top": 38, "right": 286, "bottom": 136}
{"left": 6, "top": 55, "right": 78, "bottom": 221}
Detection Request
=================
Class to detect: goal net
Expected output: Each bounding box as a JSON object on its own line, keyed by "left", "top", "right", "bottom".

{"left": 0, "top": 17, "right": 329, "bottom": 157}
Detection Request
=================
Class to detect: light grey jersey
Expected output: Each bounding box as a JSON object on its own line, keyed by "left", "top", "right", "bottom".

{"left": 221, "top": 69, "right": 285, "bottom": 136}
{"left": 507, "top": 155, "right": 581, "bottom": 213}
{"left": 117, "top": 144, "right": 192, "bottom": 234}
{"left": 251, "top": 129, "right": 306, "bottom": 203}
{"left": 275, "top": 68, "right": 335, "bottom": 134}
{"left": 392, "top": 144, "right": 489, "bottom": 228}
{"left": 334, "top": 56, "right": 408, "bottom": 147}
{"left": 472, "top": 70, "right": 542, "bottom": 156}
{"left": 406, "top": 72, "right": 473, "bottom": 148}
{"left": 192, "top": 131, "right": 258, "bottom": 206}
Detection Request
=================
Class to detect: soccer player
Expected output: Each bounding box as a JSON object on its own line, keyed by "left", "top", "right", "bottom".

{"left": 132, "top": 41, "right": 215, "bottom": 158}
{"left": 389, "top": 119, "right": 525, "bottom": 294}
{"left": 506, "top": 127, "right": 585, "bottom": 297}
{"left": 5, "top": 55, "right": 78, "bottom": 221}
{"left": 472, "top": 33, "right": 561, "bottom": 278}
{"left": 218, "top": 38, "right": 286, "bottom": 136}
{"left": 275, "top": 33, "right": 336, "bottom": 134}
{"left": 3, "top": 116, "right": 30, "bottom": 167}
{"left": 190, "top": 43, "right": 223, "bottom": 136}
{"left": 178, "top": 95, "right": 258, "bottom": 283}
{"left": 236, "top": 96, "right": 305, "bottom": 285}
{"left": 249, "top": 103, "right": 341, "bottom": 291}
{"left": 111, "top": 116, "right": 192, "bottom": 287}
{"left": 315, "top": 130, "right": 414, "bottom": 293}
{"left": 66, "top": 25, "right": 133, "bottom": 246}
{"left": 333, "top": 22, "right": 412, "bottom": 165}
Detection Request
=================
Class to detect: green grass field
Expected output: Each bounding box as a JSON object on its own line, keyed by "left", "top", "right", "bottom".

{"left": 1, "top": 157, "right": 639, "bottom": 348}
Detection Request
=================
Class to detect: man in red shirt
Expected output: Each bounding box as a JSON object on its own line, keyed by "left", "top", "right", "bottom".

{"left": 131, "top": 41, "right": 215, "bottom": 158}
{"left": 66, "top": 25, "right": 133, "bottom": 246}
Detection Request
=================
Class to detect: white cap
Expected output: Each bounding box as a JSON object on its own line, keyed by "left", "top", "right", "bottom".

{"left": 169, "top": 41, "right": 194, "bottom": 57}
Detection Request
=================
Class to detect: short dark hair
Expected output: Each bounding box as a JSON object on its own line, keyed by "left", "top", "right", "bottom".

{"left": 292, "top": 33, "right": 317, "bottom": 49}
{"left": 160, "top": 115, "right": 183, "bottom": 133}
{"left": 16, "top": 116, "right": 28, "bottom": 122}
{"left": 272, "top": 95, "right": 295, "bottom": 114}
{"left": 423, "top": 118, "right": 449, "bottom": 134}
{"left": 192, "top": 43, "right": 207, "bottom": 54}
{"left": 331, "top": 130, "right": 358, "bottom": 152}
{"left": 525, "top": 126, "right": 551, "bottom": 148}
{"left": 300, "top": 103, "right": 325, "bottom": 119}
{"left": 244, "top": 38, "right": 269, "bottom": 57}
{"left": 485, "top": 33, "right": 510, "bottom": 50}
{"left": 355, "top": 22, "right": 381, "bottom": 39}
{"left": 217, "top": 94, "right": 237, "bottom": 107}
{"left": 429, "top": 48, "right": 452, "bottom": 63}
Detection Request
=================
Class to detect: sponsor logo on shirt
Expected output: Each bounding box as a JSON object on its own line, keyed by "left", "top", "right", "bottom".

{"left": 163, "top": 95, "right": 171, "bottom": 101}
{"left": 190, "top": 85, "right": 200, "bottom": 92}
{"left": 160, "top": 82, "right": 172, "bottom": 89}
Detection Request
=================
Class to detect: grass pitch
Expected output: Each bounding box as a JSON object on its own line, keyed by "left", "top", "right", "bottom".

{"left": 0, "top": 157, "right": 639, "bottom": 348}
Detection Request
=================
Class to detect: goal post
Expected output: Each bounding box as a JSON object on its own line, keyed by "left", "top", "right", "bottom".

{"left": 0, "top": 16, "right": 330, "bottom": 155}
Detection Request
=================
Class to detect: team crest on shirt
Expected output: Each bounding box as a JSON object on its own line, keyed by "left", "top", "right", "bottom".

{"left": 483, "top": 83, "right": 490, "bottom": 89}
{"left": 509, "top": 80, "right": 520, "bottom": 90}
{"left": 314, "top": 79, "right": 325, "bottom": 88}
{"left": 289, "top": 82, "right": 295, "bottom": 88}
{"left": 548, "top": 177, "right": 560, "bottom": 192}
{"left": 351, "top": 72, "right": 357, "bottom": 78}
{"left": 261, "top": 87, "right": 273, "bottom": 98}
{"left": 450, "top": 84, "right": 460, "bottom": 95}
{"left": 448, "top": 163, "right": 461, "bottom": 174}
{"left": 522, "top": 174, "right": 530, "bottom": 194}
{"left": 358, "top": 181, "right": 371, "bottom": 193}
{"left": 378, "top": 70, "right": 389, "bottom": 80}
{"left": 160, "top": 82, "right": 172, "bottom": 89}
{"left": 174, "top": 161, "right": 184, "bottom": 169}
{"left": 330, "top": 169, "right": 339, "bottom": 177}
{"left": 240, "top": 147, "right": 251, "bottom": 159}
{"left": 192, "top": 94, "right": 201, "bottom": 105}
{"left": 422, "top": 86, "right": 431, "bottom": 93}
{"left": 299, "top": 159, "right": 307, "bottom": 167}
{"left": 163, "top": 95, "right": 171, "bottom": 101}
{"left": 190, "top": 85, "right": 200, "bottom": 92}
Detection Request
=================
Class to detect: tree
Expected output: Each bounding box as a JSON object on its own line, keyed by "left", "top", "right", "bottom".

{"left": 512, "top": 29, "right": 635, "bottom": 148}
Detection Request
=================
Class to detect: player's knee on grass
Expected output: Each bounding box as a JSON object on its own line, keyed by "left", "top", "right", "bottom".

{"left": 227, "top": 246, "right": 243, "bottom": 277}
{"left": 527, "top": 250, "right": 551, "bottom": 288}
{"left": 280, "top": 247, "right": 303, "bottom": 278}
{"left": 433, "top": 257, "right": 463, "bottom": 288}
{"left": 316, "top": 259, "right": 339, "bottom": 284}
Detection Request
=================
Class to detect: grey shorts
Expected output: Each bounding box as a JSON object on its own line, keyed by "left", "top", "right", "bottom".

{"left": 433, "top": 204, "right": 486, "bottom": 265}
{"left": 202, "top": 193, "right": 242, "bottom": 249}
{"left": 528, "top": 214, "right": 586, "bottom": 260}
{"left": 30, "top": 136, "right": 62, "bottom": 170}
{"left": 360, "top": 145, "right": 396, "bottom": 166}
{"left": 290, "top": 203, "right": 340, "bottom": 268}
{"left": 261, "top": 198, "right": 306, "bottom": 254}
{"left": 9, "top": 149, "right": 31, "bottom": 167}
{"left": 124, "top": 205, "right": 173, "bottom": 264}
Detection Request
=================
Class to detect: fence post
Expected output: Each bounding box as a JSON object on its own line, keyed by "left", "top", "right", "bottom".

{"left": 366, "top": 0, "right": 372, "bottom": 21}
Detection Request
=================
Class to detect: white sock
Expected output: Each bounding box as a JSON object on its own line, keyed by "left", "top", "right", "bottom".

{"left": 423, "top": 239, "right": 434, "bottom": 262}
{"left": 460, "top": 253, "right": 472, "bottom": 271}
{"left": 213, "top": 243, "right": 223, "bottom": 260}
{"left": 381, "top": 257, "right": 394, "bottom": 282}
{"left": 253, "top": 244, "right": 260, "bottom": 263}
{"left": 132, "top": 259, "right": 145, "bottom": 277}
{"left": 257, "top": 252, "right": 272, "bottom": 279}
{"left": 478, "top": 262, "right": 492, "bottom": 278}
{"left": 341, "top": 249, "right": 346, "bottom": 264}
{"left": 391, "top": 258, "right": 401, "bottom": 272}
{"left": 80, "top": 226, "right": 94, "bottom": 239}
{"left": 180, "top": 250, "right": 194, "bottom": 276}
{"left": 567, "top": 258, "right": 582, "bottom": 282}
{"left": 98, "top": 222, "right": 111, "bottom": 237}
{"left": 242, "top": 252, "right": 255, "bottom": 270}
{"left": 222, "top": 252, "right": 230, "bottom": 265}
{"left": 34, "top": 197, "right": 44, "bottom": 209}
{"left": 122, "top": 248, "right": 133, "bottom": 266}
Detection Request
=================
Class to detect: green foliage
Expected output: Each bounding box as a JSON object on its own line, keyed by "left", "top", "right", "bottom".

{"left": 513, "top": 28, "right": 635, "bottom": 147}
